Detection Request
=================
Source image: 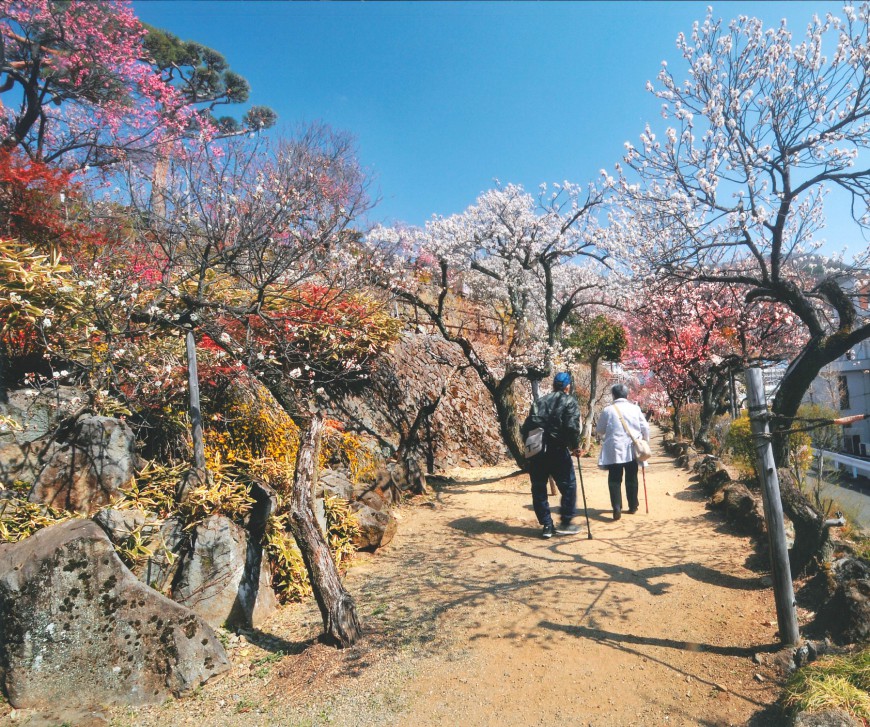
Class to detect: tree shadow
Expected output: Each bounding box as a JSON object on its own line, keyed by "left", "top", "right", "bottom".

{"left": 539, "top": 621, "right": 777, "bottom": 658}
{"left": 537, "top": 621, "right": 779, "bottom": 709}
{"left": 448, "top": 516, "right": 541, "bottom": 539}
{"left": 240, "top": 627, "right": 318, "bottom": 656}
{"left": 432, "top": 471, "right": 524, "bottom": 489}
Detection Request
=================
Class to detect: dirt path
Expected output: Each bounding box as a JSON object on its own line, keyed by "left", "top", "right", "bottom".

{"left": 101, "top": 427, "right": 788, "bottom": 726}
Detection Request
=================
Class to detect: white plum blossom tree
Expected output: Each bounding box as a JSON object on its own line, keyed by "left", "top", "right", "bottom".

{"left": 367, "top": 180, "right": 623, "bottom": 465}
{"left": 617, "top": 5, "right": 870, "bottom": 462}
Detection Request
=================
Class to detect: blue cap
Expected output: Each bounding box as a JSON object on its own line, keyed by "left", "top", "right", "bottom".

{"left": 553, "top": 372, "right": 572, "bottom": 389}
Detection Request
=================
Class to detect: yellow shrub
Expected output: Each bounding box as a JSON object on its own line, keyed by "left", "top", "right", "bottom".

{"left": 320, "top": 429, "right": 377, "bottom": 483}
{"left": 264, "top": 512, "right": 311, "bottom": 603}
{"left": 725, "top": 411, "right": 813, "bottom": 478}
{"left": 0, "top": 499, "right": 71, "bottom": 543}
{"left": 205, "top": 377, "right": 300, "bottom": 468}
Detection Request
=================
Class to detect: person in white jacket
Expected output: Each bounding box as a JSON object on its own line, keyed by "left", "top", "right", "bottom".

{"left": 596, "top": 384, "right": 650, "bottom": 520}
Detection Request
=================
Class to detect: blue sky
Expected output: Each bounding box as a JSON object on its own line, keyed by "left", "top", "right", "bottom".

{"left": 133, "top": 1, "right": 866, "bottom": 255}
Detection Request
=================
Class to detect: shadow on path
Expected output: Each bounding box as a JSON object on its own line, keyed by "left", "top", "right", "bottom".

{"left": 538, "top": 621, "right": 779, "bottom": 710}
{"left": 539, "top": 621, "right": 776, "bottom": 658}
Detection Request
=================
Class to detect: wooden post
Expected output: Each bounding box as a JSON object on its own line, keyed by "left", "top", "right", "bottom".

{"left": 186, "top": 331, "right": 206, "bottom": 471}
{"left": 745, "top": 367, "right": 800, "bottom": 646}
{"left": 729, "top": 369, "right": 739, "bottom": 418}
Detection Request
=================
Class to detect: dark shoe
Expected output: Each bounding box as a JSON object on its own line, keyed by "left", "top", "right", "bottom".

{"left": 556, "top": 523, "right": 582, "bottom": 536}
{"left": 627, "top": 508, "right": 638, "bottom": 514}
{"left": 542, "top": 524, "right": 555, "bottom": 539}
{"left": 613, "top": 510, "right": 622, "bottom": 521}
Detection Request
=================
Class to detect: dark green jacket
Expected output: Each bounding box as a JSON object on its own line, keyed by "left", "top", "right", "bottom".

{"left": 521, "top": 390, "right": 581, "bottom": 450}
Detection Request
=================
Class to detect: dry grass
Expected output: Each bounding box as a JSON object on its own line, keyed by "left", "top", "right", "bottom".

{"left": 783, "top": 649, "right": 870, "bottom": 720}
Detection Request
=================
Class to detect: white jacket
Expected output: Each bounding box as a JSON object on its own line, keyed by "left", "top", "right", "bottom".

{"left": 596, "top": 398, "right": 650, "bottom": 468}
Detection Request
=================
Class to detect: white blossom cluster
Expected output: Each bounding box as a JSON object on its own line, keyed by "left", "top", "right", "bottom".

{"left": 367, "top": 182, "right": 631, "bottom": 374}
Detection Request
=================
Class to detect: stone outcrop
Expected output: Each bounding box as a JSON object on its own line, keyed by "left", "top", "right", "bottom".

{"left": 317, "top": 469, "right": 355, "bottom": 501}
{"left": 28, "top": 416, "right": 137, "bottom": 515}
{"left": 814, "top": 556, "right": 870, "bottom": 644}
{"left": 0, "top": 439, "right": 58, "bottom": 488}
{"left": 0, "top": 386, "right": 86, "bottom": 445}
{"left": 92, "top": 507, "right": 152, "bottom": 544}
{"left": 709, "top": 482, "right": 766, "bottom": 534}
{"left": 171, "top": 515, "right": 277, "bottom": 630}
{"left": 0, "top": 519, "right": 229, "bottom": 709}
{"left": 325, "top": 333, "right": 509, "bottom": 473}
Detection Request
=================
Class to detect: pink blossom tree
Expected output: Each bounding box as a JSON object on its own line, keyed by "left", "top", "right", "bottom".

{"left": 0, "top": 0, "right": 193, "bottom": 167}
{"left": 618, "top": 5, "right": 870, "bottom": 462}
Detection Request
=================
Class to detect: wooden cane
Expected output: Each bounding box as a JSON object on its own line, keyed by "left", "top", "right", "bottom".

{"left": 642, "top": 463, "right": 649, "bottom": 514}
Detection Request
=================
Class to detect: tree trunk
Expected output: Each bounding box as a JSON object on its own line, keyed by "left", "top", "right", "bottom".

{"left": 771, "top": 335, "right": 856, "bottom": 465}
{"left": 150, "top": 149, "right": 170, "bottom": 221}
{"left": 671, "top": 400, "right": 682, "bottom": 440}
{"left": 694, "top": 371, "right": 729, "bottom": 454}
{"left": 186, "top": 332, "right": 206, "bottom": 471}
{"left": 777, "top": 468, "right": 833, "bottom": 577}
{"left": 176, "top": 332, "right": 208, "bottom": 504}
{"left": 581, "top": 356, "right": 600, "bottom": 451}
{"left": 495, "top": 382, "right": 525, "bottom": 468}
{"left": 288, "top": 413, "right": 362, "bottom": 647}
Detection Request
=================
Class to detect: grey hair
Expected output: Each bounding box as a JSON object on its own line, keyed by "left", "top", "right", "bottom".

{"left": 611, "top": 383, "right": 629, "bottom": 400}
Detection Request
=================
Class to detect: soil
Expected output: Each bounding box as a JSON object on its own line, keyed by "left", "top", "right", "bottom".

{"left": 3, "top": 427, "right": 797, "bottom": 726}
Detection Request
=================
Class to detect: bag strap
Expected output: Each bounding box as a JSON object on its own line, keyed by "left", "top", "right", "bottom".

{"left": 613, "top": 404, "right": 640, "bottom": 447}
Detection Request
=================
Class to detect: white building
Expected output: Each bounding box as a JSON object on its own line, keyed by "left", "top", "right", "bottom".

{"left": 805, "top": 284, "right": 870, "bottom": 457}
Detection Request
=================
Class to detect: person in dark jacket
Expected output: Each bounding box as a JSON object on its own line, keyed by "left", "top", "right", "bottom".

{"left": 520, "top": 372, "right": 582, "bottom": 538}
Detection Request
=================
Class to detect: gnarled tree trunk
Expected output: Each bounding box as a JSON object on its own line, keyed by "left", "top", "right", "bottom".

{"left": 580, "top": 356, "right": 600, "bottom": 452}
{"left": 693, "top": 367, "right": 731, "bottom": 454}
{"left": 777, "top": 468, "right": 834, "bottom": 577}
{"left": 495, "top": 380, "right": 525, "bottom": 468}
{"left": 289, "top": 413, "right": 362, "bottom": 647}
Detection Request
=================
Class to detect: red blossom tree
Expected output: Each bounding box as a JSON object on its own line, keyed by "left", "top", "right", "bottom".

{"left": 629, "top": 282, "right": 805, "bottom": 450}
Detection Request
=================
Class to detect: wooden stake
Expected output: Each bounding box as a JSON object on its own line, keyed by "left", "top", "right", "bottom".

{"left": 745, "top": 367, "right": 800, "bottom": 646}
{"left": 186, "top": 331, "right": 206, "bottom": 471}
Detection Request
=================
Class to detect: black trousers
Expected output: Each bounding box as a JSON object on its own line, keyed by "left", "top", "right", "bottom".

{"left": 528, "top": 447, "right": 577, "bottom": 527}
{"left": 607, "top": 461, "right": 639, "bottom": 513}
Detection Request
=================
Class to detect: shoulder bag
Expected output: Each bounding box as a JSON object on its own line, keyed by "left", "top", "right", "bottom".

{"left": 523, "top": 427, "right": 545, "bottom": 458}
{"left": 613, "top": 405, "right": 652, "bottom": 462}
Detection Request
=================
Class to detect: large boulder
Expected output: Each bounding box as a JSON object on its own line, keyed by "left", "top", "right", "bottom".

{"left": 132, "top": 516, "right": 187, "bottom": 593}
{"left": 815, "top": 556, "right": 870, "bottom": 644}
{"left": 793, "top": 709, "right": 861, "bottom": 726}
{"left": 0, "top": 519, "right": 229, "bottom": 710}
{"left": 318, "top": 469, "right": 355, "bottom": 501}
{"left": 709, "top": 482, "right": 765, "bottom": 534}
{"left": 92, "top": 508, "right": 188, "bottom": 594}
{"left": 171, "top": 515, "right": 278, "bottom": 630}
{"left": 29, "top": 416, "right": 137, "bottom": 515}
{"left": 0, "top": 439, "right": 57, "bottom": 488}
{"left": 92, "top": 506, "right": 151, "bottom": 543}
{"left": 350, "top": 502, "right": 397, "bottom": 551}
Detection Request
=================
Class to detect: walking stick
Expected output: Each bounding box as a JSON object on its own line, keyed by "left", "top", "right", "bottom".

{"left": 642, "top": 462, "right": 649, "bottom": 514}
{"left": 574, "top": 453, "right": 593, "bottom": 540}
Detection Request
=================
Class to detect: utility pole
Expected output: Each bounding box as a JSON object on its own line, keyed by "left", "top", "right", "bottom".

{"left": 745, "top": 367, "right": 800, "bottom": 646}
